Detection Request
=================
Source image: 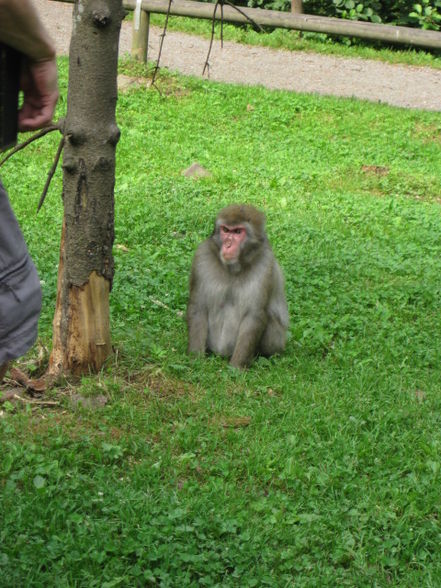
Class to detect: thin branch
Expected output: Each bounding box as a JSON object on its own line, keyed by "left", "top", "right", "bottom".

{"left": 202, "top": 0, "right": 263, "bottom": 77}
{"left": 0, "top": 389, "right": 58, "bottom": 406}
{"left": 221, "top": 1, "right": 224, "bottom": 49}
{"left": 37, "top": 136, "right": 65, "bottom": 213}
{"left": 224, "top": 0, "right": 264, "bottom": 32}
{"left": 203, "top": 0, "right": 221, "bottom": 77}
{"left": 148, "top": 295, "right": 184, "bottom": 317}
{"left": 13, "top": 394, "right": 59, "bottom": 407}
{"left": 0, "top": 125, "right": 59, "bottom": 168}
{"left": 151, "top": 0, "right": 173, "bottom": 88}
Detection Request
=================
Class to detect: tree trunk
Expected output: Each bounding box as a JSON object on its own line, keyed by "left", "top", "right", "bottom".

{"left": 48, "top": 0, "right": 124, "bottom": 377}
{"left": 291, "top": 0, "right": 303, "bottom": 14}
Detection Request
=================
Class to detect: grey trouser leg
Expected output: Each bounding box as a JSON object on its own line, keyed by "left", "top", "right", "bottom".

{"left": 0, "top": 180, "right": 42, "bottom": 364}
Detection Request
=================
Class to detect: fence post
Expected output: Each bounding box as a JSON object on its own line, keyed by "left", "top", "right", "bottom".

{"left": 291, "top": 0, "right": 303, "bottom": 13}
{"left": 132, "top": 4, "right": 150, "bottom": 63}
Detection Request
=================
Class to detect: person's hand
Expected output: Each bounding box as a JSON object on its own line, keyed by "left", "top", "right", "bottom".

{"left": 18, "top": 57, "right": 58, "bottom": 132}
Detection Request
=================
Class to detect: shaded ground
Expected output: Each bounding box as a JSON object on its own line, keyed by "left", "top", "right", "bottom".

{"left": 36, "top": 0, "right": 441, "bottom": 110}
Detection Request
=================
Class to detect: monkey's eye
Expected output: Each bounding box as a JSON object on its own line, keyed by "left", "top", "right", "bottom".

{"left": 221, "top": 226, "right": 230, "bottom": 234}
{"left": 234, "top": 228, "right": 243, "bottom": 235}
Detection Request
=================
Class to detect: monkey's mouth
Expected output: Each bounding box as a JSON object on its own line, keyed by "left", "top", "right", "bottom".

{"left": 221, "top": 243, "right": 240, "bottom": 261}
{"left": 221, "top": 250, "right": 238, "bottom": 263}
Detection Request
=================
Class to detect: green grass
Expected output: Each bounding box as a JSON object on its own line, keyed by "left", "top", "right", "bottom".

{"left": 148, "top": 13, "right": 441, "bottom": 69}
{"left": 2, "top": 56, "right": 441, "bottom": 585}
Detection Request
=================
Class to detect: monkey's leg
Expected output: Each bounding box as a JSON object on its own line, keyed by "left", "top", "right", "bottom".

{"left": 259, "top": 318, "right": 286, "bottom": 357}
{"left": 230, "top": 313, "right": 266, "bottom": 368}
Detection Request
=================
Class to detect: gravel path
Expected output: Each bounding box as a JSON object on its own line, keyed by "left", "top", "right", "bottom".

{"left": 35, "top": 0, "right": 441, "bottom": 111}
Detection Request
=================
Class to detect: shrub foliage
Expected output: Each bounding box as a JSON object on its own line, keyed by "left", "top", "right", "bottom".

{"left": 232, "top": 0, "right": 441, "bottom": 30}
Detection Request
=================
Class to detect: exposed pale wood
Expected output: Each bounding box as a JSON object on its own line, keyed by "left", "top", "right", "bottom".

{"left": 63, "top": 271, "right": 111, "bottom": 375}
{"left": 49, "top": 247, "right": 112, "bottom": 375}
{"left": 49, "top": 225, "right": 112, "bottom": 376}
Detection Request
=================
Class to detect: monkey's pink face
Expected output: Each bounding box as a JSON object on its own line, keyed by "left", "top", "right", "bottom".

{"left": 220, "top": 224, "right": 247, "bottom": 262}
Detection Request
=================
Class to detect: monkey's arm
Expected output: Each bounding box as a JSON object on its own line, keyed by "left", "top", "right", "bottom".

{"left": 186, "top": 260, "right": 209, "bottom": 355}
{"left": 187, "top": 303, "right": 208, "bottom": 355}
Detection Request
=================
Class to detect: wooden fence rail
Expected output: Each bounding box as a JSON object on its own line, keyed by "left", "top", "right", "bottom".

{"left": 52, "top": 0, "right": 441, "bottom": 58}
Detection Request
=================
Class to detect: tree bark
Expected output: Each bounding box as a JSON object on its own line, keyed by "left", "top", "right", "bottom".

{"left": 48, "top": 0, "right": 124, "bottom": 377}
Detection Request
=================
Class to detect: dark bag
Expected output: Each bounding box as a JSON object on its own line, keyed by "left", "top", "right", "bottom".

{"left": 0, "top": 43, "right": 21, "bottom": 152}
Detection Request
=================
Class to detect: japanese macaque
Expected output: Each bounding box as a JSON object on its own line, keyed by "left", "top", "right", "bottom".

{"left": 186, "top": 204, "right": 289, "bottom": 368}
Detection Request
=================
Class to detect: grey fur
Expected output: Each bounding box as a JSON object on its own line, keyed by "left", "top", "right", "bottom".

{"left": 187, "top": 205, "right": 289, "bottom": 368}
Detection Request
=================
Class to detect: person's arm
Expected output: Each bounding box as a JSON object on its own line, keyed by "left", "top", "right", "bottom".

{"left": 0, "top": 0, "right": 58, "bottom": 131}
{"left": 0, "top": 0, "right": 55, "bottom": 61}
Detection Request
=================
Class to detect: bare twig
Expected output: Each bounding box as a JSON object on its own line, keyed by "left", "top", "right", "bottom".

{"left": 203, "top": 0, "right": 221, "bottom": 77}
{"left": 13, "top": 394, "right": 59, "bottom": 407}
{"left": 0, "top": 125, "right": 59, "bottom": 168}
{"left": 0, "top": 389, "right": 58, "bottom": 407}
{"left": 202, "top": 0, "right": 263, "bottom": 77}
{"left": 148, "top": 295, "right": 184, "bottom": 317}
{"left": 224, "top": 0, "right": 264, "bottom": 32}
{"left": 151, "top": 0, "right": 173, "bottom": 88}
{"left": 221, "top": 1, "right": 224, "bottom": 48}
{"left": 37, "top": 136, "right": 65, "bottom": 213}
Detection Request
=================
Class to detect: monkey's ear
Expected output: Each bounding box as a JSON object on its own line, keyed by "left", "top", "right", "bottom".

{"left": 213, "top": 217, "right": 222, "bottom": 236}
{"left": 246, "top": 206, "right": 266, "bottom": 235}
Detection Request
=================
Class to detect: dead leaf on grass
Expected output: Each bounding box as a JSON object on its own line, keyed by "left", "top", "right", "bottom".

{"left": 9, "top": 367, "right": 47, "bottom": 393}
{"left": 116, "top": 243, "right": 130, "bottom": 253}
{"left": 182, "top": 162, "right": 212, "bottom": 179}
{"left": 361, "top": 165, "right": 390, "bottom": 176}
{"left": 414, "top": 123, "right": 441, "bottom": 145}
{"left": 221, "top": 416, "right": 252, "bottom": 429}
